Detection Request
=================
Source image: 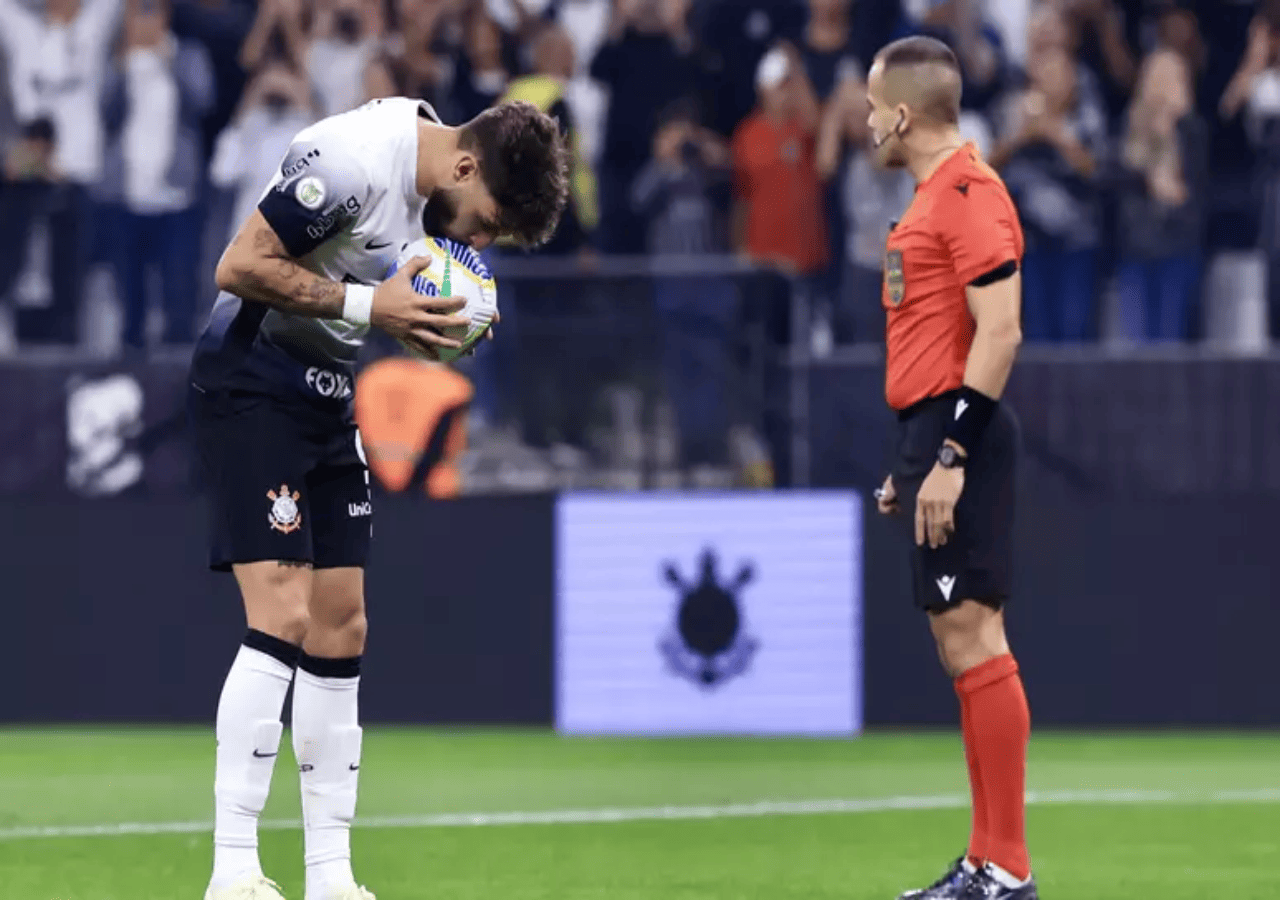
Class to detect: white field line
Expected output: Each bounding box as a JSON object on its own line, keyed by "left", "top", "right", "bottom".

{"left": 1, "top": 787, "right": 1277, "bottom": 842}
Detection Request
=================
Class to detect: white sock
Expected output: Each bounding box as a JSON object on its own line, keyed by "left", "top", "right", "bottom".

{"left": 211, "top": 641, "right": 296, "bottom": 889}
{"left": 962, "top": 858, "right": 978, "bottom": 875}
{"left": 985, "top": 862, "right": 1031, "bottom": 888}
{"left": 292, "top": 656, "right": 363, "bottom": 899}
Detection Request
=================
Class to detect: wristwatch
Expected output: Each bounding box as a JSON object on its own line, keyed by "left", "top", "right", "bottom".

{"left": 937, "top": 444, "right": 967, "bottom": 469}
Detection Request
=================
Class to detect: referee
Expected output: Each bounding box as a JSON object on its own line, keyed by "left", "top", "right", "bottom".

{"left": 867, "top": 38, "right": 1038, "bottom": 900}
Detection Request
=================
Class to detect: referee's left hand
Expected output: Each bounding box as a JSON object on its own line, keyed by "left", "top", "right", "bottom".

{"left": 915, "top": 463, "right": 965, "bottom": 549}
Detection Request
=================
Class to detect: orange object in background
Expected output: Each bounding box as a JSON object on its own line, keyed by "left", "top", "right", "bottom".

{"left": 354, "top": 358, "right": 473, "bottom": 498}
{"left": 732, "top": 113, "right": 829, "bottom": 275}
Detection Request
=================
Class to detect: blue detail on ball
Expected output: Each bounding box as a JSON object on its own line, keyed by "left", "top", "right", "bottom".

{"left": 384, "top": 238, "right": 493, "bottom": 287}
{"left": 432, "top": 237, "right": 492, "bottom": 281}
{"left": 412, "top": 274, "right": 440, "bottom": 296}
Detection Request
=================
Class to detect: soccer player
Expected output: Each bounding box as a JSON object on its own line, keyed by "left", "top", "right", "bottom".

{"left": 189, "top": 97, "right": 568, "bottom": 900}
{"left": 866, "top": 38, "right": 1037, "bottom": 900}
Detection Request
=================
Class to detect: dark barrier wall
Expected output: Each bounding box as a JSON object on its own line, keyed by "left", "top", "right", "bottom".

{"left": 2, "top": 488, "right": 1276, "bottom": 726}
{"left": 0, "top": 494, "right": 555, "bottom": 724}
{"left": 806, "top": 353, "right": 1280, "bottom": 498}
{"left": 808, "top": 355, "right": 1280, "bottom": 727}
{"left": 3, "top": 354, "right": 1279, "bottom": 726}
{"left": 361, "top": 494, "right": 554, "bottom": 724}
{"left": 12, "top": 354, "right": 1280, "bottom": 498}
{"left": 861, "top": 484, "right": 1280, "bottom": 727}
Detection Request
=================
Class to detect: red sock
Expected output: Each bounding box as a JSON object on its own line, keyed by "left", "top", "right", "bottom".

{"left": 955, "top": 654, "right": 1031, "bottom": 880}
{"left": 957, "top": 685, "right": 989, "bottom": 866}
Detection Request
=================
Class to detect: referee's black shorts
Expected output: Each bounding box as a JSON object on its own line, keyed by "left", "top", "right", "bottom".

{"left": 188, "top": 385, "right": 373, "bottom": 573}
{"left": 892, "top": 390, "right": 1019, "bottom": 612}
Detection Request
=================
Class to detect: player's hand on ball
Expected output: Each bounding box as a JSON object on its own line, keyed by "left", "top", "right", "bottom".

{"left": 463, "top": 310, "right": 499, "bottom": 356}
{"left": 371, "top": 255, "right": 469, "bottom": 354}
{"left": 915, "top": 463, "right": 964, "bottom": 549}
{"left": 875, "top": 473, "right": 898, "bottom": 515}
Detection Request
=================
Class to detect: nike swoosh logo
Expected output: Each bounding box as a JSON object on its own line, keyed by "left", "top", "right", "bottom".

{"left": 365, "top": 239, "right": 392, "bottom": 250}
{"left": 252, "top": 750, "right": 277, "bottom": 759}
{"left": 349, "top": 763, "right": 360, "bottom": 771}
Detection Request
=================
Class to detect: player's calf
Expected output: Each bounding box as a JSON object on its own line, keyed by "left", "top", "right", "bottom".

{"left": 210, "top": 631, "right": 302, "bottom": 892}
{"left": 208, "top": 562, "right": 313, "bottom": 894}
{"left": 294, "top": 567, "right": 369, "bottom": 900}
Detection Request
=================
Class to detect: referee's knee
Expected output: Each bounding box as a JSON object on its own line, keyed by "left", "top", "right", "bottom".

{"left": 928, "top": 599, "right": 1010, "bottom": 677}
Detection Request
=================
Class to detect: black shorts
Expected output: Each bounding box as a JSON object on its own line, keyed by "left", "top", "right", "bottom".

{"left": 188, "top": 385, "right": 373, "bottom": 572}
{"left": 892, "top": 391, "right": 1018, "bottom": 612}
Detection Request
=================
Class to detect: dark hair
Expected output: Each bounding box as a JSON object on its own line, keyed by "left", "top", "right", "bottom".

{"left": 874, "top": 35, "right": 962, "bottom": 125}
{"left": 21, "top": 117, "right": 56, "bottom": 143}
{"left": 1263, "top": 0, "right": 1280, "bottom": 30}
{"left": 459, "top": 101, "right": 570, "bottom": 248}
{"left": 658, "top": 96, "right": 700, "bottom": 129}
{"left": 876, "top": 35, "right": 961, "bottom": 71}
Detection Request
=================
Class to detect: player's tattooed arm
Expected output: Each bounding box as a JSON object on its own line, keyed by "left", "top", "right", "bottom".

{"left": 215, "top": 211, "right": 346, "bottom": 318}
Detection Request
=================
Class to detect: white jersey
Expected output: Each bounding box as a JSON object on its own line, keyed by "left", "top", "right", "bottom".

{"left": 193, "top": 97, "right": 437, "bottom": 406}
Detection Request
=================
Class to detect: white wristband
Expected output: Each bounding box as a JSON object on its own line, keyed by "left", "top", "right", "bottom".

{"left": 342, "top": 284, "right": 374, "bottom": 327}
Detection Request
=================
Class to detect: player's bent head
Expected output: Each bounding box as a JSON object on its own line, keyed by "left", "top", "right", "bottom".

{"left": 457, "top": 101, "right": 570, "bottom": 248}
{"left": 867, "top": 36, "right": 962, "bottom": 166}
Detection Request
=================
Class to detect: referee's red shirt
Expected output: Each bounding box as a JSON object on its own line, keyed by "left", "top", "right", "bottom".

{"left": 882, "top": 144, "right": 1023, "bottom": 411}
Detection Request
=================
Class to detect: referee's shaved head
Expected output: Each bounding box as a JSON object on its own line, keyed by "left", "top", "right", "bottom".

{"left": 873, "top": 36, "right": 963, "bottom": 126}
{"left": 866, "top": 36, "right": 963, "bottom": 171}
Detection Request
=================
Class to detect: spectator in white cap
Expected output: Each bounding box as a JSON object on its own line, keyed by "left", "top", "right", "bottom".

{"left": 731, "top": 42, "right": 826, "bottom": 483}
{"left": 732, "top": 44, "right": 825, "bottom": 276}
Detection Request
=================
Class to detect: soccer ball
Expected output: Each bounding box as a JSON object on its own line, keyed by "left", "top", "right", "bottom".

{"left": 384, "top": 237, "right": 499, "bottom": 363}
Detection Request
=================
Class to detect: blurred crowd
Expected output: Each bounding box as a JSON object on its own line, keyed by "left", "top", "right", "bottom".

{"left": 4, "top": 0, "right": 1280, "bottom": 359}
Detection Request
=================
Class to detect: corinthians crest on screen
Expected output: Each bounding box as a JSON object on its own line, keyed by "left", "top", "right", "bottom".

{"left": 658, "top": 548, "right": 759, "bottom": 689}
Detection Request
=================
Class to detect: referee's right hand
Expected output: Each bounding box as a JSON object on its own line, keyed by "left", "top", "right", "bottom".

{"left": 371, "top": 255, "right": 470, "bottom": 356}
{"left": 875, "top": 474, "right": 898, "bottom": 515}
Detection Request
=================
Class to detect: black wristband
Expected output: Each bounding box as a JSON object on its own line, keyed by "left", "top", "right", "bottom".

{"left": 944, "top": 386, "right": 998, "bottom": 456}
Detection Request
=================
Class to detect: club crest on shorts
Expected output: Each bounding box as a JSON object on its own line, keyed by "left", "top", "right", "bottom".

{"left": 267, "top": 484, "right": 302, "bottom": 534}
{"left": 658, "top": 548, "right": 759, "bottom": 689}
{"left": 885, "top": 249, "right": 906, "bottom": 306}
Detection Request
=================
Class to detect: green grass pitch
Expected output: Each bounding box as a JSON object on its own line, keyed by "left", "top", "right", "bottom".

{"left": 0, "top": 728, "right": 1276, "bottom": 899}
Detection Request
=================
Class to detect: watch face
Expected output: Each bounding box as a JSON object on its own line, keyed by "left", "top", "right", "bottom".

{"left": 939, "top": 446, "right": 960, "bottom": 467}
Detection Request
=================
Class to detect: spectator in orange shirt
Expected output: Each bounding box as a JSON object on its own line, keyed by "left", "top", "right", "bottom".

{"left": 730, "top": 44, "right": 826, "bottom": 485}
{"left": 731, "top": 44, "right": 828, "bottom": 276}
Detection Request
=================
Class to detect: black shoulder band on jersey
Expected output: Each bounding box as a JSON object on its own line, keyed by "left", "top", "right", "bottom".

{"left": 969, "top": 259, "right": 1018, "bottom": 288}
